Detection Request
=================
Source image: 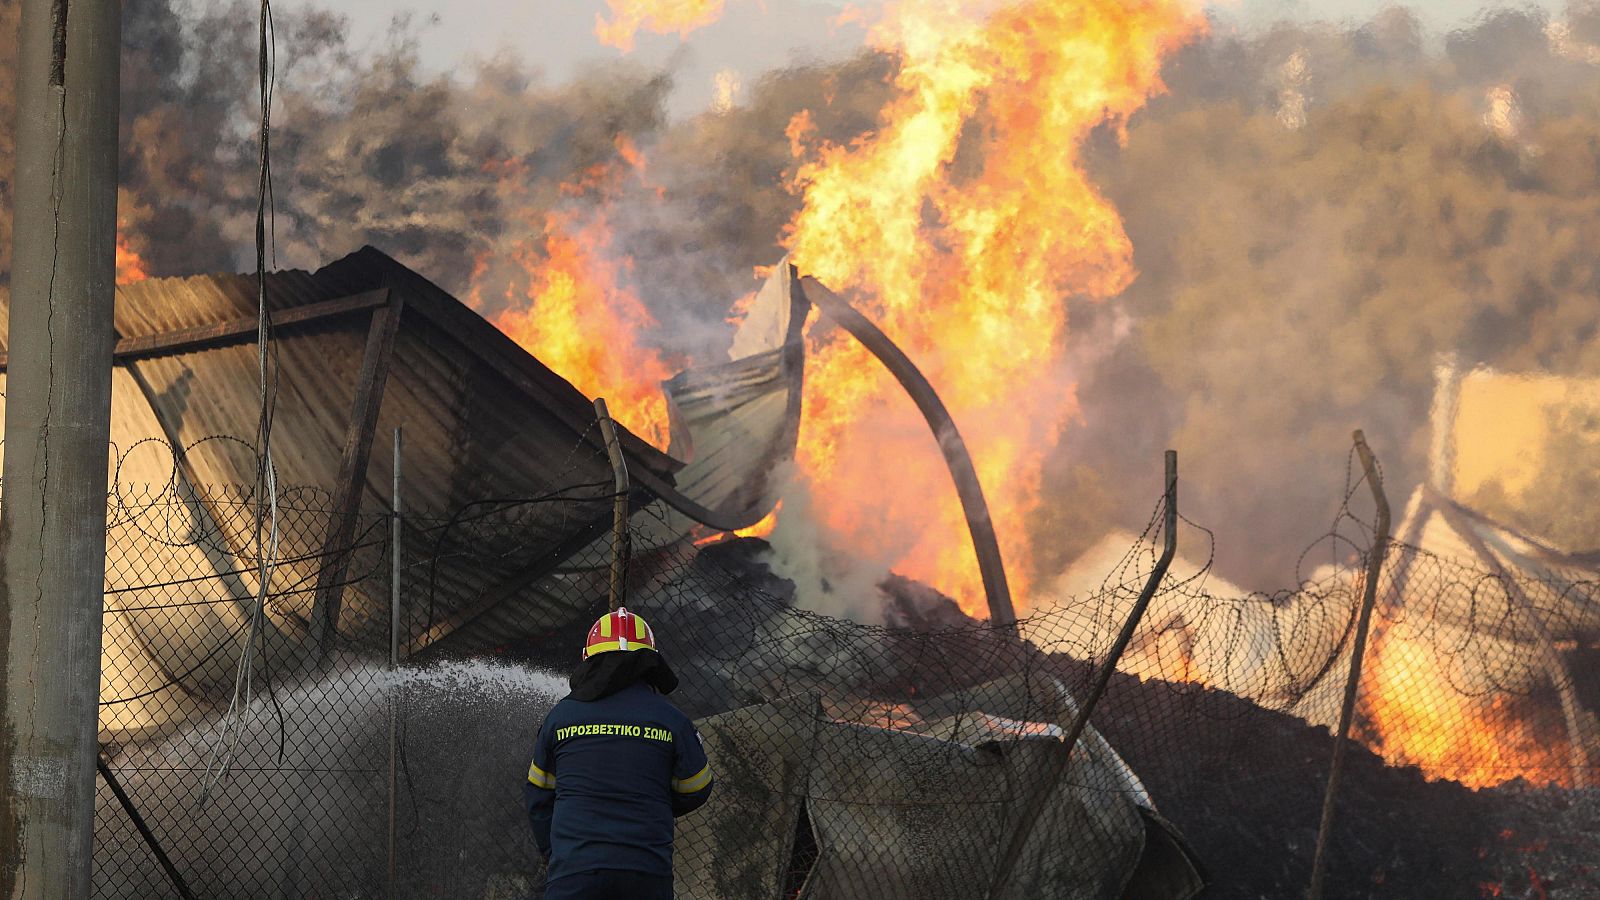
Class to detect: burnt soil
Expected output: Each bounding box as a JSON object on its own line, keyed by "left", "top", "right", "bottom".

{"left": 883, "top": 577, "right": 1600, "bottom": 899}
{"left": 878, "top": 570, "right": 1600, "bottom": 899}
{"left": 1089, "top": 670, "right": 1600, "bottom": 900}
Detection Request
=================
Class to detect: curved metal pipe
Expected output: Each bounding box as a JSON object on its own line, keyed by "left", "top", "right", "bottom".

{"left": 797, "top": 276, "right": 1017, "bottom": 627}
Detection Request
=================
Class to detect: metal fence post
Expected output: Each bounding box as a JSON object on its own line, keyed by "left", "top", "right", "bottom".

{"left": 593, "top": 399, "right": 632, "bottom": 612}
{"left": 1058, "top": 449, "right": 1179, "bottom": 755}
{"left": 388, "top": 426, "right": 402, "bottom": 896}
{"left": 97, "top": 759, "right": 199, "bottom": 900}
{"left": 986, "top": 450, "right": 1177, "bottom": 899}
{"left": 1308, "top": 430, "right": 1391, "bottom": 900}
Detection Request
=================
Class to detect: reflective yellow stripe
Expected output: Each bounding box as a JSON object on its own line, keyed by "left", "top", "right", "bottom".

{"left": 584, "top": 640, "right": 653, "bottom": 656}
{"left": 599, "top": 616, "right": 612, "bottom": 637}
{"left": 672, "top": 764, "right": 712, "bottom": 794}
{"left": 527, "top": 760, "right": 555, "bottom": 790}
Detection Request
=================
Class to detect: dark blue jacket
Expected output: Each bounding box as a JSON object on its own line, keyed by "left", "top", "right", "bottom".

{"left": 524, "top": 681, "right": 713, "bottom": 882}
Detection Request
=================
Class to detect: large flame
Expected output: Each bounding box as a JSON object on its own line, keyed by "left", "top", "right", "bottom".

{"left": 473, "top": 146, "right": 674, "bottom": 449}
{"left": 595, "top": 0, "right": 725, "bottom": 51}
{"left": 488, "top": 213, "right": 673, "bottom": 449}
{"left": 735, "top": 499, "right": 783, "bottom": 539}
{"left": 782, "top": 0, "right": 1203, "bottom": 615}
{"left": 1359, "top": 629, "right": 1574, "bottom": 788}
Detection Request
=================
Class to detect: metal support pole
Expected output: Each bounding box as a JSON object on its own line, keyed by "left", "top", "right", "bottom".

{"left": 387, "top": 427, "right": 402, "bottom": 896}
{"left": 987, "top": 451, "right": 1177, "bottom": 899}
{"left": 797, "top": 277, "right": 1017, "bottom": 627}
{"left": 1060, "top": 449, "right": 1178, "bottom": 755}
{"left": 0, "top": 0, "right": 122, "bottom": 895}
{"left": 390, "top": 427, "right": 403, "bottom": 669}
{"left": 593, "top": 398, "right": 631, "bottom": 612}
{"left": 98, "top": 759, "right": 199, "bottom": 900}
{"left": 1308, "top": 430, "right": 1391, "bottom": 900}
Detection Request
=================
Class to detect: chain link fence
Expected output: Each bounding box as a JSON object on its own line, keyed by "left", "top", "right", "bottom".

{"left": 11, "top": 435, "right": 1596, "bottom": 898}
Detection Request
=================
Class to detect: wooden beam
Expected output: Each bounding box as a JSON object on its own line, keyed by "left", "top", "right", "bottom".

{"left": 310, "top": 290, "right": 406, "bottom": 655}
{"left": 0, "top": 288, "right": 389, "bottom": 372}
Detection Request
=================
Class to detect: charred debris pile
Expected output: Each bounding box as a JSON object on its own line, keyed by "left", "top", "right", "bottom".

{"left": 503, "top": 537, "right": 1600, "bottom": 899}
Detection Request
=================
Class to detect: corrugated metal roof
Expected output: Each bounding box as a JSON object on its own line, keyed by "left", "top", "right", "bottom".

{"left": 0, "top": 246, "right": 718, "bottom": 737}
{"left": 411, "top": 259, "right": 807, "bottom": 658}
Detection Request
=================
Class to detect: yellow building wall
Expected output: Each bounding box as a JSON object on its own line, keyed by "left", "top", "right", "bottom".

{"left": 1453, "top": 370, "right": 1600, "bottom": 506}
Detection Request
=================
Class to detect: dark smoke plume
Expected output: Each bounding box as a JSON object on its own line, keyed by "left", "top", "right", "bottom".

{"left": 0, "top": 0, "right": 674, "bottom": 301}
{"left": 7, "top": 0, "right": 1600, "bottom": 594}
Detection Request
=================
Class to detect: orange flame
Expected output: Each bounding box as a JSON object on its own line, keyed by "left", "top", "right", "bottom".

{"left": 595, "top": 0, "right": 725, "bottom": 51}
{"left": 474, "top": 141, "right": 673, "bottom": 449}
{"left": 1358, "top": 629, "right": 1573, "bottom": 788}
{"left": 485, "top": 212, "right": 673, "bottom": 450}
{"left": 116, "top": 230, "right": 149, "bottom": 284}
{"left": 735, "top": 499, "right": 783, "bottom": 539}
{"left": 784, "top": 0, "right": 1203, "bottom": 616}
{"left": 692, "top": 499, "right": 783, "bottom": 546}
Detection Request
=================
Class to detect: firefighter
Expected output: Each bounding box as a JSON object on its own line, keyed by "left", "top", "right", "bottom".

{"left": 524, "top": 607, "right": 713, "bottom": 900}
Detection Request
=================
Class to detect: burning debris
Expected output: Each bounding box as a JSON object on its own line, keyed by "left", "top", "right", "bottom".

{"left": 6, "top": 0, "right": 1596, "bottom": 616}
{"left": 631, "top": 538, "right": 1600, "bottom": 899}
{"left": 9, "top": 0, "right": 1600, "bottom": 897}
{"left": 8, "top": 239, "right": 1600, "bottom": 898}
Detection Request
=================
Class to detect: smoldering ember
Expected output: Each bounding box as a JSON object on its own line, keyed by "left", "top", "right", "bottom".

{"left": 5, "top": 0, "right": 1600, "bottom": 898}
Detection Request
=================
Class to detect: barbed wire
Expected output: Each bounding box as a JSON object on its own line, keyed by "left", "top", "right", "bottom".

{"left": 30, "top": 434, "right": 1598, "bottom": 898}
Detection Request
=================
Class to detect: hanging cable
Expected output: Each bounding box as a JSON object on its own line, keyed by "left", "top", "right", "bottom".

{"left": 201, "top": 0, "right": 280, "bottom": 802}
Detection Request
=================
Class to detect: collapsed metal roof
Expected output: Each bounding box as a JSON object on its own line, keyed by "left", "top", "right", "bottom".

{"left": 0, "top": 246, "right": 800, "bottom": 739}
{"left": 662, "top": 258, "right": 806, "bottom": 531}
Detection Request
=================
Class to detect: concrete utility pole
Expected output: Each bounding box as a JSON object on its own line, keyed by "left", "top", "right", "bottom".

{"left": 0, "top": 0, "right": 122, "bottom": 895}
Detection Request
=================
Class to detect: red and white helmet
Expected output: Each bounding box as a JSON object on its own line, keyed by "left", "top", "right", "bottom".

{"left": 582, "top": 607, "right": 659, "bottom": 660}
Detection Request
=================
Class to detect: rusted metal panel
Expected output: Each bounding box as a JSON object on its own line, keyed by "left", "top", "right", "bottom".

{"left": 308, "top": 247, "right": 682, "bottom": 482}
{"left": 111, "top": 269, "right": 335, "bottom": 338}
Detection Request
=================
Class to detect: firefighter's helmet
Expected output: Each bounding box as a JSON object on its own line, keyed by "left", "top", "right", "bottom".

{"left": 582, "top": 607, "right": 659, "bottom": 659}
